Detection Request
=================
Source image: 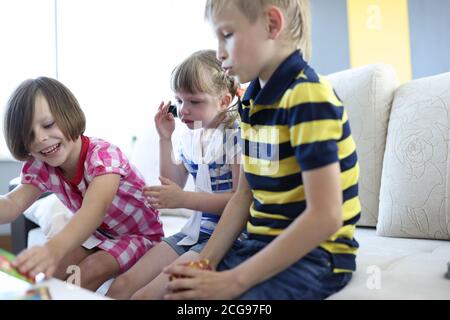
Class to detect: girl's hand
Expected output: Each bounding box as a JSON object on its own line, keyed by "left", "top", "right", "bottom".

{"left": 143, "top": 176, "right": 185, "bottom": 209}
{"left": 154, "top": 101, "right": 175, "bottom": 140}
{"left": 12, "top": 244, "right": 62, "bottom": 279}
{"left": 163, "top": 264, "right": 243, "bottom": 300}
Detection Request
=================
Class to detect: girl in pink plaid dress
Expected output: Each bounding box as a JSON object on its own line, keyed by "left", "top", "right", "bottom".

{"left": 0, "top": 77, "right": 163, "bottom": 291}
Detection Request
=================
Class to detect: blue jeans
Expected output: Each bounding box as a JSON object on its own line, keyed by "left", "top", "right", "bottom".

{"left": 162, "top": 232, "right": 211, "bottom": 256}
{"left": 217, "top": 239, "right": 352, "bottom": 300}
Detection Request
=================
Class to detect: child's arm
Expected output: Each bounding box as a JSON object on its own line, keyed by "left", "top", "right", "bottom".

{"left": 144, "top": 161, "right": 240, "bottom": 214}
{"left": 168, "top": 167, "right": 252, "bottom": 270}
{"left": 197, "top": 166, "right": 252, "bottom": 265}
{"left": 181, "top": 162, "right": 240, "bottom": 214}
{"left": 13, "top": 173, "right": 121, "bottom": 278}
{"left": 224, "top": 163, "right": 342, "bottom": 294}
{"left": 0, "top": 184, "right": 42, "bottom": 224}
{"left": 156, "top": 101, "right": 189, "bottom": 188}
{"left": 164, "top": 163, "right": 342, "bottom": 299}
{"left": 159, "top": 137, "right": 189, "bottom": 188}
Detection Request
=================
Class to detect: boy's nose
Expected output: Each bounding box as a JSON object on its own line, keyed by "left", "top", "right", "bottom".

{"left": 217, "top": 44, "right": 227, "bottom": 61}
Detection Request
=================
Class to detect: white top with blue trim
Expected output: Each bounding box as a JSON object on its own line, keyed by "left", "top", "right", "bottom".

{"left": 176, "top": 122, "right": 241, "bottom": 245}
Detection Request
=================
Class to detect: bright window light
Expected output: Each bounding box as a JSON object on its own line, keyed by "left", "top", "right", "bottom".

{"left": 0, "top": 0, "right": 216, "bottom": 160}
{"left": 57, "top": 0, "right": 216, "bottom": 155}
{"left": 0, "top": 0, "right": 56, "bottom": 160}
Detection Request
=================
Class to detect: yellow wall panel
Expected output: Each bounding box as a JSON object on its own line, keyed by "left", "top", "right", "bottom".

{"left": 347, "top": 0, "right": 412, "bottom": 83}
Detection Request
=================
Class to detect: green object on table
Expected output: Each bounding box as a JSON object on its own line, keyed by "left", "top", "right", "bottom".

{"left": 0, "top": 248, "right": 34, "bottom": 283}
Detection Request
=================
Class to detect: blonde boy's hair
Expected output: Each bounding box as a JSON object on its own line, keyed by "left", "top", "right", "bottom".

{"left": 205, "top": 0, "right": 311, "bottom": 61}
{"left": 171, "top": 50, "right": 240, "bottom": 127}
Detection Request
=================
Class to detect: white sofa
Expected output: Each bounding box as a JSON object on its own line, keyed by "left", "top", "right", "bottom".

{"left": 23, "top": 64, "right": 450, "bottom": 299}
{"left": 326, "top": 65, "right": 450, "bottom": 299}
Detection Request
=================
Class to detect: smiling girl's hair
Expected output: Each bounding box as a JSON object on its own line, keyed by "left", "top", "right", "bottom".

{"left": 4, "top": 77, "right": 85, "bottom": 160}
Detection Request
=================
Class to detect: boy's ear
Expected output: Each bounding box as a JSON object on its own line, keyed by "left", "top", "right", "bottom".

{"left": 265, "top": 6, "right": 285, "bottom": 40}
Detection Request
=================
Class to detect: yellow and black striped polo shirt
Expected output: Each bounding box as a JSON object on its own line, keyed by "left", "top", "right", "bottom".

{"left": 239, "top": 50, "right": 360, "bottom": 273}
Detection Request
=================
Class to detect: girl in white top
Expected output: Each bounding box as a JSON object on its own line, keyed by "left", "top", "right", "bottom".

{"left": 107, "top": 49, "right": 242, "bottom": 299}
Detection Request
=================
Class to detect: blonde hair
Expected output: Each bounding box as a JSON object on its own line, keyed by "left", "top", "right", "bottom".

{"left": 205, "top": 0, "right": 312, "bottom": 61}
{"left": 171, "top": 49, "right": 240, "bottom": 127}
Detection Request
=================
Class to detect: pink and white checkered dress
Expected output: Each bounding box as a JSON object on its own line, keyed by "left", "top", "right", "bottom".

{"left": 21, "top": 136, "right": 163, "bottom": 272}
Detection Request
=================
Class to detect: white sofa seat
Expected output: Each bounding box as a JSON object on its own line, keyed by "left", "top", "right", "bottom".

{"left": 329, "top": 228, "right": 450, "bottom": 299}
{"left": 29, "top": 222, "right": 450, "bottom": 299}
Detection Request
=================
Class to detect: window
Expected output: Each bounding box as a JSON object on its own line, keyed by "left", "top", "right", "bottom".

{"left": 0, "top": 0, "right": 216, "bottom": 159}
{"left": 57, "top": 0, "right": 216, "bottom": 154}
{"left": 0, "top": 0, "right": 56, "bottom": 159}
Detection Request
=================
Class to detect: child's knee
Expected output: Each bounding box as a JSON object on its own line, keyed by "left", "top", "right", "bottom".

{"left": 130, "top": 288, "right": 147, "bottom": 300}
{"left": 80, "top": 253, "right": 118, "bottom": 282}
{"left": 108, "top": 273, "right": 130, "bottom": 293}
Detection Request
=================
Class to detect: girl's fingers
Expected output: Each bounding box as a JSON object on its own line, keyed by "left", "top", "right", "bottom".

{"left": 156, "top": 102, "right": 163, "bottom": 116}
{"left": 148, "top": 200, "right": 160, "bottom": 208}
{"left": 46, "top": 265, "right": 56, "bottom": 279}
{"left": 143, "top": 192, "right": 161, "bottom": 200}
{"left": 146, "top": 196, "right": 159, "bottom": 205}
{"left": 166, "top": 277, "right": 196, "bottom": 292}
{"left": 155, "top": 101, "right": 167, "bottom": 120}
{"left": 29, "top": 258, "right": 51, "bottom": 278}
{"left": 158, "top": 101, "right": 165, "bottom": 112}
{"left": 145, "top": 191, "right": 160, "bottom": 198}
{"left": 13, "top": 250, "right": 31, "bottom": 268}
{"left": 143, "top": 186, "right": 162, "bottom": 192}
{"left": 13, "top": 247, "right": 40, "bottom": 270}
{"left": 146, "top": 195, "right": 160, "bottom": 204}
{"left": 18, "top": 251, "right": 42, "bottom": 274}
{"left": 162, "top": 101, "right": 171, "bottom": 114}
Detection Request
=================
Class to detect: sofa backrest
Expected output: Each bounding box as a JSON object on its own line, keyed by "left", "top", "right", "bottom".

{"left": 327, "top": 64, "right": 399, "bottom": 226}
{"left": 131, "top": 65, "right": 401, "bottom": 226}
{"left": 377, "top": 71, "right": 450, "bottom": 240}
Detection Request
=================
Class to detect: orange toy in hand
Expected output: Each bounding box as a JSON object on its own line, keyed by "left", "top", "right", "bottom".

{"left": 169, "top": 259, "right": 212, "bottom": 281}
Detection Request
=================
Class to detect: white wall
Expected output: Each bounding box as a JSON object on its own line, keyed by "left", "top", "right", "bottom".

{"left": 1, "top": 0, "right": 217, "bottom": 159}
{"left": 56, "top": 0, "right": 216, "bottom": 155}
{"left": 0, "top": 0, "right": 56, "bottom": 159}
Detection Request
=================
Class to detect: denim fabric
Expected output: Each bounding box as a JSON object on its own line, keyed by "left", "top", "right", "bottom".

{"left": 162, "top": 231, "right": 211, "bottom": 256}
{"left": 217, "top": 239, "right": 352, "bottom": 300}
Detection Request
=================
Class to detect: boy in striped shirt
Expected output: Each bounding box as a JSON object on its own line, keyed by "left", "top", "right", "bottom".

{"left": 165, "top": 0, "right": 360, "bottom": 300}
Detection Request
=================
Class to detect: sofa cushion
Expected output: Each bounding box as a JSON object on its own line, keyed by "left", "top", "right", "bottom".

{"left": 327, "top": 64, "right": 398, "bottom": 226}
{"left": 23, "top": 194, "right": 72, "bottom": 239}
{"left": 377, "top": 72, "right": 450, "bottom": 240}
{"left": 328, "top": 228, "right": 450, "bottom": 299}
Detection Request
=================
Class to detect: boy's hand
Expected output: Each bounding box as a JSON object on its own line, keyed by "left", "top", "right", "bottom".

{"left": 12, "top": 244, "right": 62, "bottom": 279}
{"left": 168, "top": 259, "right": 213, "bottom": 281}
{"left": 143, "top": 176, "right": 185, "bottom": 209}
{"left": 163, "top": 265, "right": 242, "bottom": 300}
{"left": 155, "top": 101, "right": 175, "bottom": 140}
